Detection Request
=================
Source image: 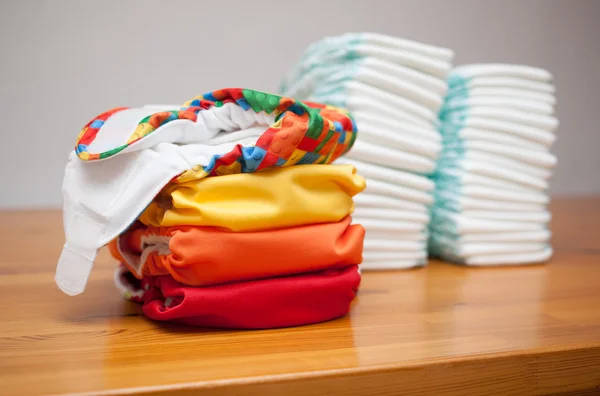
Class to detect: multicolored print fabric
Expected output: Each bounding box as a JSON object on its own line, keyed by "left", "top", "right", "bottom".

{"left": 74, "top": 88, "right": 357, "bottom": 181}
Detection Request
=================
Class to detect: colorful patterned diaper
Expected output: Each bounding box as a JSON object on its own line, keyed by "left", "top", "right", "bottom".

{"left": 75, "top": 88, "right": 357, "bottom": 175}
{"left": 56, "top": 88, "right": 359, "bottom": 296}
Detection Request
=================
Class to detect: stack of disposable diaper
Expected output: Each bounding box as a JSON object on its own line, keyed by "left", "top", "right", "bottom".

{"left": 55, "top": 88, "right": 368, "bottom": 329}
{"left": 430, "top": 64, "right": 558, "bottom": 265}
{"left": 280, "top": 32, "right": 454, "bottom": 269}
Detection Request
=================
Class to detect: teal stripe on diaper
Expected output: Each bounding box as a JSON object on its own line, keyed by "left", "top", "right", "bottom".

{"left": 308, "top": 59, "right": 362, "bottom": 108}
{"left": 296, "top": 39, "right": 363, "bottom": 79}
{"left": 280, "top": 34, "right": 366, "bottom": 98}
{"left": 439, "top": 74, "right": 470, "bottom": 121}
{"left": 447, "top": 74, "right": 471, "bottom": 89}
{"left": 430, "top": 70, "right": 553, "bottom": 263}
{"left": 431, "top": 74, "right": 470, "bottom": 246}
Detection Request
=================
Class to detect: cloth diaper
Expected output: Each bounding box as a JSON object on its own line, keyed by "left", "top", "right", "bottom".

{"left": 56, "top": 88, "right": 358, "bottom": 296}
{"left": 108, "top": 216, "right": 364, "bottom": 287}
{"left": 139, "top": 164, "right": 364, "bottom": 230}
{"left": 115, "top": 264, "right": 361, "bottom": 329}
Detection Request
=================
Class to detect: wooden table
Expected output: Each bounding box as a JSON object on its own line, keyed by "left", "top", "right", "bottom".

{"left": 1, "top": 197, "right": 599, "bottom": 395}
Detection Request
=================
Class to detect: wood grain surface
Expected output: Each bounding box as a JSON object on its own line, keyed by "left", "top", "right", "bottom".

{"left": 0, "top": 197, "right": 599, "bottom": 395}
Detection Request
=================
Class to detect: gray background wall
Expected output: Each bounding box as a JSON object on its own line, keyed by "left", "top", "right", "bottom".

{"left": 1, "top": 0, "right": 598, "bottom": 208}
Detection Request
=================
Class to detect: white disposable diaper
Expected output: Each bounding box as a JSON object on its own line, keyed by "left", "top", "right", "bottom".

{"left": 442, "top": 116, "right": 556, "bottom": 146}
{"left": 343, "top": 81, "right": 441, "bottom": 123}
{"left": 449, "top": 87, "right": 556, "bottom": 104}
{"left": 363, "top": 239, "right": 426, "bottom": 252}
{"left": 443, "top": 96, "right": 554, "bottom": 115}
{"left": 448, "top": 76, "right": 555, "bottom": 94}
{"left": 339, "top": 158, "right": 435, "bottom": 191}
{"left": 285, "top": 57, "right": 448, "bottom": 99}
{"left": 453, "top": 247, "right": 553, "bottom": 266}
{"left": 328, "top": 32, "right": 455, "bottom": 61}
{"left": 450, "top": 64, "right": 553, "bottom": 81}
{"left": 458, "top": 210, "right": 550, "bottom": 223}
{"left": 356, "top": 218, "right": 427, "bottom": 234}
{"left": 438, "top": 151, "right": 553, "bottom": 180}
{"left": 350, "top": 112, "right": 442, "bottom": 158}
{"left": 353, "top": 207, "right": 429, "bottom": 224}
{"left": 291, "top": 41, "right": 452, "bottom": 79}
{"left": 354, "top": 194, "right": 429, "bottom": 212}
{"left": 434, "top": 191, "right": 547, "bottom": 212}
{"left": 307, "top": 71, "right": 446, "bottom": 110}
{"left": 436, "top": 184, "right": 549, "bottom": 205}
{"left": 334, "top": 95, "right": 434, "bottom": 129}
{"left": 432, "top": 208, "right": 548, "bottom": 234}
{"left": 431, "top": 237, "right": 548, "bottom": 257}
{"left": 443, "top": 127, "right": 549, "bottom": 152}
{"left": 431, "top": 61, "right": 556, "bottom": 266}
{"left": 441, "top": 140, "right": 557, "bottom": 168}
{"left": 352, "top": 110, "right": 441, "bottom": 143}
{"left": 452, "top": 229, "right": 551, "bottom": 243}
{"left": 435, "top": 167, "right": 548, "bottom": 191}
{"left": 442, "top": 107, "right": 558, "bottom": 132}
{"left": 346, "top": 139, "right": 437, "bottom": 174}
{"left": 362, "top": 246, "right": 428, "bottom": 269}
{"left": 364, "top": 178, "right": 434, "bottom": 204}
{"left": 365, "top": 230, "right": 428, "bottom": 242}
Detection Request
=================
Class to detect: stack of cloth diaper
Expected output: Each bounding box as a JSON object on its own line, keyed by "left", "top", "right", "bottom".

{"left": 430, "top": 64, "right": 558, "bottom": 265}
{"left": 280, "top": 32, "right": 454, "bottom": 269}
{"left": 55, "top": 88, "right": 368, "bottom": 329}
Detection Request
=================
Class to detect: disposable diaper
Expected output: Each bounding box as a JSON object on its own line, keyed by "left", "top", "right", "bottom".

{"left": 450, "top": 64, "right": 553, "bottom": 81}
